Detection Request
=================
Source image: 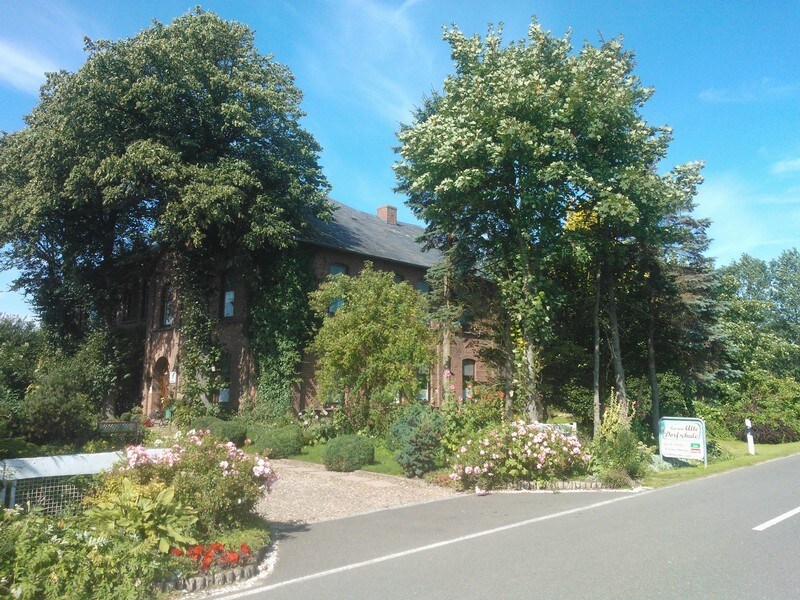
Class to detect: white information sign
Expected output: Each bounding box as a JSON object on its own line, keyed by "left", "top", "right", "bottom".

{"left": 658, "top": 417, "right": 707, "bottom": 467}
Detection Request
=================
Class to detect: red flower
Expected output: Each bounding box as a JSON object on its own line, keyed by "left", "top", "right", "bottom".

{"left": 200, "top": 555, "right": 213, "bottom": 572}
{"left": 170, "top": 548, "right": 184, "bottom": 557}
{"left": 226, "top": 551, "right": 240, "bottom": 565}
{"left": 209, "top": 542, "right": 225, "bottom": 553}
{"left": 240, "top": 543, "right": 251, "bottom": 557}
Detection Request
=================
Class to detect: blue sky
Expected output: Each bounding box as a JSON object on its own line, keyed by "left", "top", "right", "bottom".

{"left": 1, "top": 0, "right": 799, "bottom": 317}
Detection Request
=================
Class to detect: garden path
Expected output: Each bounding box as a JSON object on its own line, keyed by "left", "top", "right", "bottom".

{"left": 256, "top": 459, "right": 457, "bottom": 526}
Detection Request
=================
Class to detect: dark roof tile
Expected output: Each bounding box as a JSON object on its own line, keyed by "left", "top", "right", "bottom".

{"left": 301, "top": 200, "right": 440, "bottom": 268}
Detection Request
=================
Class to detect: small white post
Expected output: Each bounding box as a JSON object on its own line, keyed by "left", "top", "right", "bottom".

{"left": 745, "top": 418, "right": 756, "bottom": 455}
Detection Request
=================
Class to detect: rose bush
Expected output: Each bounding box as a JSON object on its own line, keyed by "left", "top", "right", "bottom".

{"left": 450, "top": 420, "right": 590, "bottom": 491}
{"left": 103, "top": 429, "right": 278, "bottom": 536}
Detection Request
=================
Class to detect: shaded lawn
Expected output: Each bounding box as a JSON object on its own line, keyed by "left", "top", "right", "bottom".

{"left": 290, "top": 441, "right": 405, "bottom": 476}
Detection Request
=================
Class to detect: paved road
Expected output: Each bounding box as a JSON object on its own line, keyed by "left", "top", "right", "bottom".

{"left": 212, "top": 454, "right": 800, "bottom": 599}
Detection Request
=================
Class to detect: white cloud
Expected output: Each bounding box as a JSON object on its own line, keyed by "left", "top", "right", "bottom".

{"left": 695, "top": 173, "right": 800, "bottom": 265}
{"left": 0, "top": 2, "right": 105, "bottom": 95}
{"left": 299, "top": 0, "right": 436, "bottom": 125}
{"left": 699, "top": 77, "right": 796, "bottom": 103}
{"left": 0, "top": 38, "right": 55, "bottom": 94}
{"left": 772, "top": 158, "right": 800, "bottom": 174}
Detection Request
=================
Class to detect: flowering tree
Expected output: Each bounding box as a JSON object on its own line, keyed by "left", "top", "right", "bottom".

{"left": 396, "top": 20, "right": 702, "bottom": 424}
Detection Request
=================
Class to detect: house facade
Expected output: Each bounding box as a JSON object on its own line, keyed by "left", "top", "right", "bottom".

{"left": 126, "top": 201, "right": 492, "bottom": 418}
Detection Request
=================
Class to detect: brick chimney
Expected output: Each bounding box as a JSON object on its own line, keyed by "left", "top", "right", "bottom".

{"left": 377, "top": 205, "right": 398, "bottom": 225}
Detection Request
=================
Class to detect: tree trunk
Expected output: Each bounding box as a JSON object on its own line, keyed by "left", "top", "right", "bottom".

{"left": 593, "top": 261, "right": 602, "bottom": 439}
{"left": 440, "top": 265, "right": 452, "bottom": 404}
{"left": 647, "top": 311, "right": 660, "bottom": 434}
{"left": 605, "top": 263, "right": 628, "bottom": 419}
{"left": 441, "top": 326, "right": 451, "bottom": 403}
{"left": 101, "top": 230, "right": 118, "bottom": 419}
{"left": 501, "top": 325, "right": 514, "bottom": 419}
{"left": 524, "top": 341, "right": 544, "bottom": 422}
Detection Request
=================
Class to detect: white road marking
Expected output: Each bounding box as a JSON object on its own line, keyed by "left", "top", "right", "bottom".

{"left": 212, "top": 492, "right": 646, "bottom": 599}
{"left": 753, "top": 505, "right": 800, "bottom": 531}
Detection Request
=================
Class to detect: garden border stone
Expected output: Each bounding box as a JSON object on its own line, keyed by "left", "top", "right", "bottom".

{"left": 513, "top": 479, "right": 606, "bottom": 491}
{"left": 155, "top": 545, "right": 271, "bottom": 594}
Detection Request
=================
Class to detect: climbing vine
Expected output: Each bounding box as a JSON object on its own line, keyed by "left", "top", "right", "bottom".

{"left": 172, "top": 252, "right": 224, "bottom": 423}
{"left": 244, "top": 248, "right": 317, "bottom": 422}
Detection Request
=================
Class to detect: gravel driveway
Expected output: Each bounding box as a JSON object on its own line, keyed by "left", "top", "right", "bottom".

{"left": 256, "top": 459, "right": 457, "bottom": 526}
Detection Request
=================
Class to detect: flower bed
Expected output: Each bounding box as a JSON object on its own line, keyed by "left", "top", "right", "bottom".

{"left": 450, "top": 420, "right": 590, "bottom": 492}
{"left": 109, "top": 429, "right": 278, "bottom": 536}
{"left": 2, "top": 429, "right": 278, "bottom": 599}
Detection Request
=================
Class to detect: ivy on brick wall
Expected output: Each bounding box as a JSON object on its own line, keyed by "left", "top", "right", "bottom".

{"left": 244, "top": 248, "right": 317, "bottom": 422}
{"left": 172, "top": 252, "right": 225, "bottom": 423}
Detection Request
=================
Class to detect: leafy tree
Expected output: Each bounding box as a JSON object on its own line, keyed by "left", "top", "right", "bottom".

{"left": 0, "top": 10, "right": 329, "bottom": 412}
{"left": 397, "top": 21, "right": 700, "bottom": 423}
{"left": 0, "top": 315, "right": 42, "bottom": 436}
{"left": 719, "top": 250, "right": 800, "bottom": 379}
{"left": 308, "top": 263, "right": 433, "bottom": 434}
{"left": 0, "top": 315, "right": 41, "bottom": 402}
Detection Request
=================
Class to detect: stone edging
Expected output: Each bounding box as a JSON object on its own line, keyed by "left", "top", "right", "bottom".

{"left": 154, "top": 546, "right": 270, "bottom": 593}
{"left": 513, "top": 479, "right": 605, "bottom": 491}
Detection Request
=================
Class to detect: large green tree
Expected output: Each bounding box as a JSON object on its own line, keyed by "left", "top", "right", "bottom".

{"left": 396, "top": 21, "right": 698, "bottom": 421}
{"left": 720, "top": 250, "right": 800, "bottom": 379}
{"left": 0, "top": 10, "right": 329, "bottom": 412}
{"left": 309, "top": 264, "right": 433, "bottom": 434}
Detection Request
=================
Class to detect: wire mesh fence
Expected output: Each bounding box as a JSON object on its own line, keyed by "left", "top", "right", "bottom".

{"left": 6, "top": 475, "right": 95, "bottom": 515}
{"left": 2, "top": 451, "right": 124, "bottom": 515}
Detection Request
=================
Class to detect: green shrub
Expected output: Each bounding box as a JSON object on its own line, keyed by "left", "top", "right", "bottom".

{"left": 191, "top": 416, "right": 248, "bottom": 446}
{"left": 0, "top": 391, "right": 24, "bottom": 438}
{"left": 322, "top": 435, "right": 375, "bottom": 472}
{"left": 21, "top": 380, "right": 94, "bottom": 446}
{"left": 298, "top": 407, "right": 336, "bottom": 446}
{"left": 84, "top": 478, "right": 197, "bottom": 553}
{"left": 247, "top": 424, "right": 303, "bottom": 459}
{"left": 212, "top": 513, "right": 272, "bottom": 552}
{"left": 595, "top": 427, "right": 651, "bottom": 480}
{"left": 694, "top": 400, "right": 733, "bottom": 439}
{"left": 729, "top": 371, "right": 800, "bottom": 443}
{"left": 82, "top": 438, "right": 115, "bottom": 453}
{"left": 440, "top": 385, "right": 505, "bottom": 455}
{"left": 706, "top": 440, "right": 733, "bottom": 462}
{"left": 590, "top": 395, "right": 653, "bottom": 481}
{"left": 389, "top": 403, "right": 444, "bottom": 477}
{"left": 599, "top": 466, "right": 634, "bottom": 489}
{"left": 104, "top": 430, "right": 277, "bottom": 537}
{"left": 1, "top": 508, "right": 183, "bottom": 599}
{"left": 0, "top": 437, "right": 40, "bottom": 459}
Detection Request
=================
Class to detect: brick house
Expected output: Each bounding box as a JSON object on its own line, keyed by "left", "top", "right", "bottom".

{"left": 125, "top": 201, "right": 492, "bottom": 417}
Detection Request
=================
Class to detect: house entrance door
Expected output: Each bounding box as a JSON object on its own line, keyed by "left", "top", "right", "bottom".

{"left": 154, "top": 357, "right": 170, "bottom": 418}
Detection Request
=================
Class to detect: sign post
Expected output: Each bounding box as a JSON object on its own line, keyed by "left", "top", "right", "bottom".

{"left": 658, "top": 417, "right": 707, "bottom": 468}
{"left": 745, "top": 418, "right": 756, "bottom": 455}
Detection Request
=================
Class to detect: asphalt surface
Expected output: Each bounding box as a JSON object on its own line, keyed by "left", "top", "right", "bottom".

{"left": 210, "top": 454, "right": 800, "bottom": 599}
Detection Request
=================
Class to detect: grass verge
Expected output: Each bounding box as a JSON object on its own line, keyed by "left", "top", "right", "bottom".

{"left": 289, "top": 441, "right": 404, "bottom": 476}
{"left": 643, "top": 439, "right": 800, "bottom": 487}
